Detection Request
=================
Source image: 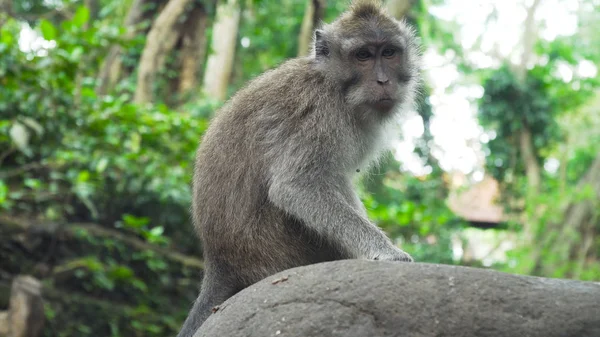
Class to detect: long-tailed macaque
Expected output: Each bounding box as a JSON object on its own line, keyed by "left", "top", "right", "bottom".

{"left": 177, "top": 1, "right": 420, "bottom": 336}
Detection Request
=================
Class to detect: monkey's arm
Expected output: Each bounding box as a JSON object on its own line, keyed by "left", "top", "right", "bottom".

{"left": 268, "top": 160, "right": 411, "bottom": 261}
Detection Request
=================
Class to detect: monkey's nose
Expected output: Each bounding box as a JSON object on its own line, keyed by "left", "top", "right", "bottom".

{"left": 377, "top": 79, "right": 390, "bottom": 85}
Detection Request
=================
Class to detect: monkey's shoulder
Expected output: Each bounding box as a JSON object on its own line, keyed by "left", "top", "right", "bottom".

{"left": 235, "top": 58, "right": 332, "bottom": 104}
{"left": 210, "top": 58, "right": 338, "bottom": 130}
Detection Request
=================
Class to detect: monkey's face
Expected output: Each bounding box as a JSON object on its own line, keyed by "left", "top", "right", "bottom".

{"left": 313, "top": 4, "right": 420, "bottom": 117}
{"left": 339, "top": 36, "right": 416, "bottom": 114}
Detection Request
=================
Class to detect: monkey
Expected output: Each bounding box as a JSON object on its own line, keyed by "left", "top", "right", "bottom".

{"left": 177, "top": 1, "right": 420, "bottom": 336}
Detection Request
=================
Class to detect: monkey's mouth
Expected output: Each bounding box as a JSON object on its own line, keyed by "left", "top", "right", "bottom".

{"left": 371, "top": 98, "right": 396, "bottom": 112}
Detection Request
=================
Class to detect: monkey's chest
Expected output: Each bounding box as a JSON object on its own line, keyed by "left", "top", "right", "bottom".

{"left": 346, "top": 127, "right": 389, "bottom": 174}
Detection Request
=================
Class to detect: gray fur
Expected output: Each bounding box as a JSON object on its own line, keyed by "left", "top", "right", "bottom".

{"left": 177, "top": 2, "right": 420, "bottom": 336}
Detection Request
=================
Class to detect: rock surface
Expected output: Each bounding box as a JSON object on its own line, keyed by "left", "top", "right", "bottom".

{"left": 194, "top": 260, "right": 600, "bottom": 337}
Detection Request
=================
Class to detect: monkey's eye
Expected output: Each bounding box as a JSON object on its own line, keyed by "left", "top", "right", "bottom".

{"left": 382, "top": 48, "right": 396, "bottom": 57}
{"left": 356, "top": 49, "right": 372, "bottom": 61}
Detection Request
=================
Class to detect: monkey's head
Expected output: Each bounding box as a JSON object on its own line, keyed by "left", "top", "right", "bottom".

{"left": 312, "top": 0, "right": 420, "bottom": 116}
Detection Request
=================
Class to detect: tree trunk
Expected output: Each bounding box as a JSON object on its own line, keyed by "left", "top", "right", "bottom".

{"left": 134, "top": 0, "right": 194, "bottom": 104}
{"left": 96, "top": 0, "right": 160, "bottom": 96}
{"left": 0, "top": 0, "right": 12, "bottom": 27}
{"left": 559, "top": 153, "right": 599, "bottom": 276}
{"left": 178, "top": 4, "right": 210, "bottom": 97}
{"left": 84, "top": 0, "right": 100, "bottom": 22}
{"left": 532, "top": 152, "right": 600, "bottom": 278}
{"left": 202, "top": 0, "right": 241, "bottom": 101}
{"left": 3, "top": 276, "right": 44, "bottom": 337}
{"left": 516, "top": 0, "right": 543, "bottom": 196}
{"left": 509, "top": 0, "right": 546, "bottom": 275}
{"left": 297, "top": 0, "right": 326, "bottom": 57}
{"left": 519, "top": 127, "right": 541, "bottom": 196}
{"left": 385, "top": 0, "right": 413, "bottom": 19}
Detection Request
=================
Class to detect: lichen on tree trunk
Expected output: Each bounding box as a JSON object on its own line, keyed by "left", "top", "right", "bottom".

{"left": 297, "top": 0, "right": 326, "bottom": 57}
{"left": 178, "top": 5, "right": 209, "bottom": 97}
{"left": 202, "top": 0, "right": 241, "bottom": 102}
{"left": 96, "top": 0, "right": 156, "bottom": 96}
{"left": 385, "top": 0, "right": 413, "bottom": 19}
{"left": 134, "top": 0, "right": 195, "bottom": 104}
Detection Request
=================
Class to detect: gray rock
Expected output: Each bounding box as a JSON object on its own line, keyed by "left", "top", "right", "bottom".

{"left": 194, "top": 260, "right": 600, "bottom": 337}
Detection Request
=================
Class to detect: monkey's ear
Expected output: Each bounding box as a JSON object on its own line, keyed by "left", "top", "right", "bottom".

{"left": 314, "top": 29, "right": 330, "bottom": 58}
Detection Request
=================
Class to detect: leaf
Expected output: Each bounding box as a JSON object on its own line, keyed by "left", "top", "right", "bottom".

{"left": 39, "top": 19, "right": 57, "bottom": 40}
{"left": 73, "top": 6, "right": 90, "bottom": 28}
{"left": 0, "top": 180, "right": 7, "bottom": 204}
{"left": 122, "top": 214, "right": 150, "bottom": 228}
{"left": 96, "top": 157, "right": 108, "bottom": 173}
{"left": 70, "top": 46, "right": 84, "bottom": 62}
{"left": 131, "top": 279, "right": 148, "bottom": 292}
{"left": 81, "top": 87, "right": 96, "bottom": 99}
{"left": 21, "top": 117, "right": 44, "bottom": 136}
{"left": 128, "top": 132, "right": 141, "bottom": 153}
{"left": 9, "top": 121, "right": 30, "bottom": 151}
{"left": 24, "top": 178, "right": 41, "bottom": 189}
{"left": 0, "top": 30, "right": 14, "bottom": 45}
{"left": 149, "top": 226, "right": 164, "bottom": 237}
{"left": 108, "top": 265, "right": 134, "bottom": 280}
{"left": 77, "top": 170, "right": 90, "bottom": 182}
{"left": 82, "top": 257, "right": 103, "bottom": 271}
{"left": 94, "top": 273, "right": 115, "bottom": 291}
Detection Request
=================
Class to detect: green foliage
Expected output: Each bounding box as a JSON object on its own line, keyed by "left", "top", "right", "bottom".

{"left": 40, "top": 19, "right": 58, "bottom": 40}
{"left": 232, "top": 0, "right": 308, "bottom": 89}
{"left": 360, "top": 154, "right": 465, "bottom": 265}
{"left": 0, "top": 14, "right": 209, "bottom": 230}
{"left": 0, "top": 12, "right": 210, "bottom": 335}
{"left": 119, "top": 214, "right": 169, "bottom": 245}
{"left": 479, "top": 34, "right": 599, "bottom": 193}
{"left": 411, "top": 0, "right": 464, "bottom": 61}
{"left": 479, "top": 65, "right": 559, "bottom": 188}
{"left": 478, "top": 28, "right": 600, "bottom": 280}
{"left": 0, "top": 180, "right": 7, "bottom": 206}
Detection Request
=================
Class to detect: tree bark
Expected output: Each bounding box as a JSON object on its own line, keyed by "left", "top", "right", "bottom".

{"left": 0, "top": 215, "right": 204, "bottom": 269}
{"left": 0, "top": 312, "right": 7, "bottom": 336}
{"left": 178, "top": 4, "right": 210, "bottom": 96}
{"left": 0, "top": 0, "right": 12, "bottom": 27}
{"left": 297, "top": 0, "right": 326, "bottom": 57}
{"left": 84, "top": 0, "right": 100, "bottom": 22}
{"left": 516, "top": 0, "right": 543, "bottom": 196}
{"left": 519, "top": 127, "right": 541, "bottom": 195}
{"left": 530, "top": 152, "right": 600, "bottom": 278}
{"left": 202, "top": 0, "right": 241, "bottom": 101}
{"left": 134, "top": 0, "right": 195, "bottom": 104}
{"left": 554, "top": 153, "right": 600, "bottom": 278}
{"left": 385, "top": 0, "right": 413, "bottom": 19}
{"left": 4, "top": 276, "right": 44, "bottom": 337}
{"left": 96, "top": 0, "right": 155, "bottom": 96}
{"left": 512, "top": 0, "right": 543, "bottom": 273}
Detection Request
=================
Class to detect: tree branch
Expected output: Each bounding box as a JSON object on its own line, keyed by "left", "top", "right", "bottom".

{"left": 0, "top": 215, "right": 203, "bottom": 269}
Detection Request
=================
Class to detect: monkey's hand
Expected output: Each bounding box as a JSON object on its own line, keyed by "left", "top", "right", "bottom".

{"left": 372, "top": 246, "right": 414, "bottom": 262}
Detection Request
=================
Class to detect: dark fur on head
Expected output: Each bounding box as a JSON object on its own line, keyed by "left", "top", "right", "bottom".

{"left": 349, "top": 0, "right": 385, "bottom": 20}
{"left": 341, "top": 0, "right": 408, "bottom": 37}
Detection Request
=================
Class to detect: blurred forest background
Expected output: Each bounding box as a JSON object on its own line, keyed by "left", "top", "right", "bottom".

{"left": 0, "top": 0, "right": 599, "bottom": 336}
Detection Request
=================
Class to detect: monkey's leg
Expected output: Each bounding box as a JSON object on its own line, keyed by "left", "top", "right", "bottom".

{"left": 176, "top": 274, "right": 239, "bottom": 337}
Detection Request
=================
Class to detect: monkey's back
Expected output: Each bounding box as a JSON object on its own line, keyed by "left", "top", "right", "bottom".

{"left": 192, "top": 58, "right": 346, "bottom": 283}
